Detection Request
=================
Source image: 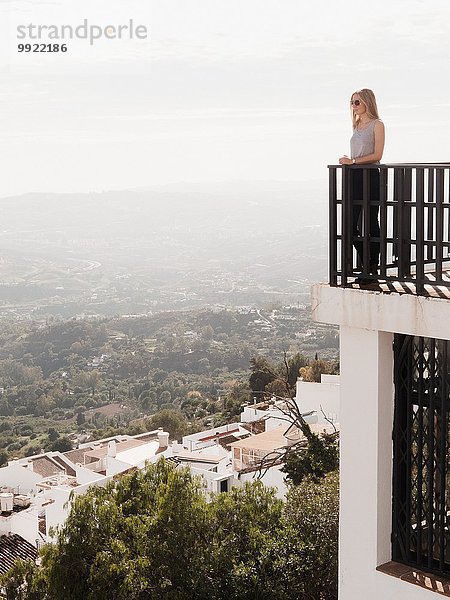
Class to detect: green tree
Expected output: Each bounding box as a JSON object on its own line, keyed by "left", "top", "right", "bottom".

{"left": 73, "top": 370, "right": 103, "bottom": 396}
{"left": 286, "top": 352, "right": 309, "bottom": 389}
{"left": 209, "top": 482, "right": 283, "bottom": 598}
{"left": 0, "top": 399, "right": 12, "bottom": 416}
{"left": 0, "top": 462, "right": 339, "bottom": 600}
{"left": 24, "top": 461, "right": 211, "bottom": 600}
{"left": 0, "top": 450, "right": 8, "bottom": 466}
{"left": 146, "top": 409, "right": 189, "bottom": 441}
{"left": 76, "top": 411, "right": 86, "bottom": 427}
{"left": 275, "top": 472, "right": 339, "bottom": 600}
{"left": 249, "top": 356, "right": 276, "bottom": 399}
{"left": 50, "top": 437, "right": 72, "bottom": 452}
{"left": 47, "top": 428, "right": 59, "bottom": 442}
{"left": 282, "top": 429, "right": 339, "bottom": 485}
{"left": 0, "top": 559, "right": 40, "bottom": 600}
{"left": 299, "top": 358, "right": 337, "bottom": 383}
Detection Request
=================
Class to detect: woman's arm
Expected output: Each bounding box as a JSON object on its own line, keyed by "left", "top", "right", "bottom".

{"left": 339, "top": 120, "right": 385, "bottom": 165}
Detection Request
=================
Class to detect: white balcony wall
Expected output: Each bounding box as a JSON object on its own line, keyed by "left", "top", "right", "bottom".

{"left": 312, "top": 283, "right": 450, "bottom": 600}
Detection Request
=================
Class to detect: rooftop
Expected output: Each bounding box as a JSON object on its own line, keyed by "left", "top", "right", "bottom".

{"left": 173, "top": 450, "right": 224, "bottom": 465}
{"left": 230, "top": 425, "right": 298, "bottom": 452}
{"left": 30, "top": 456, "right": 65, "bottom": 478}
{"left": 63, "top": 447, "right": 91, "bottom": 465}
{"left": 0, "top": 534, "right": 37, "bottom": 575}
{"left": 115, "top": 441, "right": 161, "bottom": 465}
{"left": 230, "top": 423, "right": 335, "bottom": 453}
{"left": 84, "top": 439, "right": 145, "bottom": 461}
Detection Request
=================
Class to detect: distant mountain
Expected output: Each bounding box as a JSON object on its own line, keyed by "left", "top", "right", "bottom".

{"left": 0, "top": 180, "right": 328, "bottom": 238}
{"left": 0, "top": 182, "right": 329, "bottom": 314}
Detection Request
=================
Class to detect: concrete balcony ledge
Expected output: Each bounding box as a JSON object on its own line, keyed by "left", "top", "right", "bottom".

{"left": 311, "top": 283, "right": 450, "bottom": 339}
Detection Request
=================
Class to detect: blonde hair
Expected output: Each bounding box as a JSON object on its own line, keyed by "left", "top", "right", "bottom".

{"left": 351, "top": 88, "right": 380, "bottom": 129}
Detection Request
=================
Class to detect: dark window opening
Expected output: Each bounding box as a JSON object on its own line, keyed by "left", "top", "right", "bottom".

{"left": 38, "top": 510, "right": 47, "bottom": 536}
{"left": 393, "top": 334, "right": 450, "bottom": 578}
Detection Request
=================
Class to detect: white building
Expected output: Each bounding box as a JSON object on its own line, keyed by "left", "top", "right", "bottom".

{"left": 0, "top": 430, "right": 170, "bottom": 547}
{"left": 313, "top": 162, "right": 450, "bottom": 599}
{"left": 0, "top": 375, "right": 341, "bottom": 560}
{"left": 241, "top": 376, "right": 340, "bottom": 431}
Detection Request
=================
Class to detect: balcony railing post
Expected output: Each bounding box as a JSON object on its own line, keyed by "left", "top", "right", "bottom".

{"left": 416, "top": 168, "right": 425, "bottom": 294}
{"left": 329, "top": 167, "right": 338, "bottom": 286}
{"left": 362, "top": 167, "right": 370, "bottom": 277}
{"left": 397, "top": 167, "right": 413, "bottom": 278}
{"left": 404, "top": 167, "right": 413, "bottom": 277}
{"left": 435, "top": 168, "right": 444, "bottom": 283}
{"left": 379, "top": 167, "right": 388, "bottom": 279}
{"left": 426, "top": 168, "right": 435, "bottom": 262}
{"left": 341, "top": 166, "right": 352, "bottom": 286}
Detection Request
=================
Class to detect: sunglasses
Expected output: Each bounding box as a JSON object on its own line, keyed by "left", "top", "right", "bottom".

{"left": 351, "top": 99, "right": 362, "bottom": 106}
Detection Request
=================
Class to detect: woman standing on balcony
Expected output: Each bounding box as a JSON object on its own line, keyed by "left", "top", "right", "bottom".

{"left": 339, "top": 88, "right": 385, "bottom": 284}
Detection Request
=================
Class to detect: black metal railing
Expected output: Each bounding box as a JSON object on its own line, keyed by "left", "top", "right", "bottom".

{"left": 329, "top": 163, "right": 450, "bottom": 294}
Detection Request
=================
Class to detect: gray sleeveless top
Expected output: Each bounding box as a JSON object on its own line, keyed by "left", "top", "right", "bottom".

{"left": 350, "top": 119, "right": 380, "bottom": 162}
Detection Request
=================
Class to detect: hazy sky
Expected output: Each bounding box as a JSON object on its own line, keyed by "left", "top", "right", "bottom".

{"left": 1, "top": 0, "right": 450, "bottom": 197}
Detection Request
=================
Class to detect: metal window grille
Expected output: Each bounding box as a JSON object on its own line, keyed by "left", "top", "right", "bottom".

{"left": 392, "top": 334, "right": 450, "bottom": 576}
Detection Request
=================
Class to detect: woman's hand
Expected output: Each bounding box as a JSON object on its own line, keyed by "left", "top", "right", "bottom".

{"left": 339, "top": 156, "right": 353, "bottom": 165}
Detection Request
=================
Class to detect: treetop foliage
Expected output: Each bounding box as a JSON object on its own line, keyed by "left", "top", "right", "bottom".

{"left": 1, "top": 460, "right": 339, "bottom": 600}
{"left": 249, "top": 352, "right": 338, "bottom": 399}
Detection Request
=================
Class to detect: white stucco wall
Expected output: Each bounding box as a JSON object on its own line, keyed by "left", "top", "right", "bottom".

{"left": 75, "top": 464, "right": 105, "bottom": 485}
{"left": 105, "top": 456, "right": 131, "bottom": 477}
{"left": 0, "top": 509, "right": 39, "bottom": 545}
{"left": 295, "top": 376, "right": 340, "bottom": 426}
{"left": 312, "top": 284, "right": 450, "bottom": 600}
{"left": 182, "top": 423, "right": 243, "bottom": 451}
{"left": 190, "top": 466, "right": 235, "bottom": 495}
{"left": 239, "top": 465, "right": 288, "bottom": 499}
{"left": 372, "top": 571, "right": 445, "bottom": 599}
{"left": 43, "top": 488, "right": 71, "bottom": 539}
{"left": 240, "top": 406, "right": 269, "bottom": 423}
{"left": 338, "top": 326, "right": 394, "bottom": 600}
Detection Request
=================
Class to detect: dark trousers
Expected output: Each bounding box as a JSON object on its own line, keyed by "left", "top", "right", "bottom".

{"left": 350, "top": 168, "right": 380, "bottom": 271}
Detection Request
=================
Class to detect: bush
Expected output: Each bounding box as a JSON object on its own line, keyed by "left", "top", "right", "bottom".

{"left": 279, "top": 472, "right": 339, "bottom": 599}
{"left": 7, "top": 442, "right": 21, "bottom": 452}
{"left": 50, "top": 437, "right": 72, "bottom": 452}
{"left": 19, "top": 426, "right": 33, "bottom": 436}
{"left": 0, "top": 450, "right": 8, "bottom": 467}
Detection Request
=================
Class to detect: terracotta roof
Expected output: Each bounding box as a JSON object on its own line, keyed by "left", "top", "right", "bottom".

{"left": 0, "top": 534, "right": 37, "bottom": 575}
{"left": 51, "top": 455, "right": 76, "bottom": 477}
{"left": 133, "top": 432, "right": 159, "bottom": 443}
{"left": 63, "top": 448, "right": 91, "bottom": 465}
{"left": 31, "top": 456, "right": 64, "bottom": 478}
{"left": 218, "top": 434, "right": 247, "bottom": 448}
{"left": 241, "top": 420, "right": 266, "bottom": 435}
